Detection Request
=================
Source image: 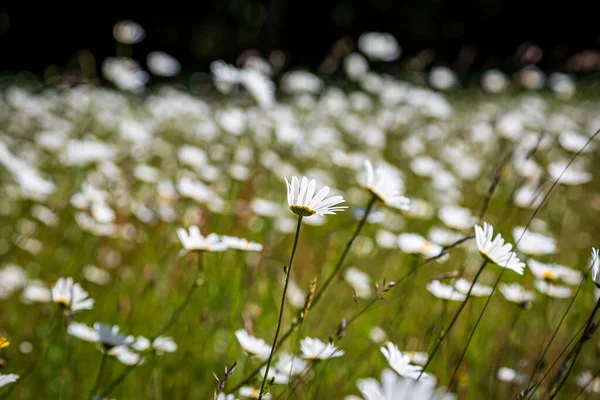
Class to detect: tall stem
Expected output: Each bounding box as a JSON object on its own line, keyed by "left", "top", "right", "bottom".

{"left": 417, "top": 259, "right": 488, "bottom": 380}
{"left": 89, "top": 351, "right": 108, "bottom": 399}
{"left": 258, "top": 215, "right": 303, "bottom": 400}
{"left": 448, "top": 264, "right": 507, "bottom": 388}
{"left": 311, "top": 194, "right": 377, "bottom": 307}
{"left": 99, "top": 252, "right": 204, "bottom": 397}
{"left": 548, "top": 297, "right": 600, "bottom": 399}
{"left": 231, "top": 196, "right": 377, "bottom": 393}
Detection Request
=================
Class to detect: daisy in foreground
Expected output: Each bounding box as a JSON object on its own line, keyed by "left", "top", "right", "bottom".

{"left": 285, "top": 176, "right": 347, "bottom": 217}
{"left": 355, "top": 369, "right": 454, "bottom": 400}
{"left": 475, "top": 222, "right": 525, "bottom": 275}
{"left": 361, "top": 160, "right": 410, "bottom": 211}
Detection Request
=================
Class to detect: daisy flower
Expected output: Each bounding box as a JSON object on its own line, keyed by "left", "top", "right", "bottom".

{"left": 285, "top": 176, "right": 347, "bottom": 217}
{"left": 499, "top": 283, "right": 534, "bottom": 305}
{"left": 361, "top": 160, "right": 410, "bottom": 211}
{"left": 426, "top": 280, "right": 466, "bottom": 302}
{"left": 235, "top": 329, "right": 271, "bottom": 360}
{"left": 300, "top": 337, "right": 344, "bottom": 360}
{"left": 475, "top": 222, "right": 525, "bottom": 275}
{"left": 591, "top": 248, "right": 600, "bottom": 288}
{"left": 453, "top": 278, "right": 493, "bottom": 297}
{"left": 0, "top": 373, "right": 19, "bottom": 388}
{"left": 380, "top": 342, "right": 423, "bottom": 379}
{"left": 51, "top": 277, "right": 94, "bottom": 313}
{"left": 512, "top": 226, "right": 556, "bottom": 256}
{"left": 67, "top": 322, "right": 134, "bottom": 349}
{"left": 356, "top": 369, "right": 452, "bottom": 400}
{"left": 220, "top": 235, "right": 263, "bottom": 252}
{"left": 534, "top": 280, "right": 573, "bottom": 299}
{"left": 177, "top": 226, "right": 228, "bottom": 252}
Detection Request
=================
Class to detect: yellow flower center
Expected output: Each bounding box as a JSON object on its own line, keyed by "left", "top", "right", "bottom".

{"left": 542, "top": 270, "right": 556, "bottom": 280}
{"left": 290, "top": 205, "right": 316, "bottom": 217}
{"left": 421, "top": 241, "right": 432, "bottom": 252}
{"left": 56, "top": 296, "right": 71, "bottom": 307}
{"left": 0, "top": 337, "right": 9, "bottom": 349}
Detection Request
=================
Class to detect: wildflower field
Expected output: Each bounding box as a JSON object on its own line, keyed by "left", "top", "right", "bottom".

{"left": 1, "top": 29, "right": 600, "bottom": 400}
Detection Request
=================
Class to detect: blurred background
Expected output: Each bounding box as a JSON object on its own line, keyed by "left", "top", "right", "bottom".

{"left": 0, "top": 6, "right": 599, "bottom": 80}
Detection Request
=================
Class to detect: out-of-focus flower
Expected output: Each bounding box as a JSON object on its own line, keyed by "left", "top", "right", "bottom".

{"left": 177, "top": 226, "right": 228, "bottom": 252}
{"left": 113, "top": 20, "right": 146, "bottom": 44}
{"left": 235, "top": 329, "right": 271, "bottom": 360}
{"left": 51, "top": 277, "right": 94, "bottom": 313}
{"left": 147, "top": 51, "right": 181, "bottom": 77}
{"left": 300, "top": 337, "right": 343, "bottom": 360}
{"left": 361, "top": 161, "right": 410, "bottom": 211}
{"left": 358, "top": 32, "right": 401, "bottom": 62}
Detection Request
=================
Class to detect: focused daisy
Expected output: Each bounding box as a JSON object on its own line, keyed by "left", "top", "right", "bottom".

{"left": 361, "top": 160, "right": 410, "bottom": 211}
{"left": 475, "top": 222, "right": 525, "bottom": 275}
{"left": 285, "top": 176, "right": 347, "bottom": 217}
{"left": 51, "top": 277, "right": 94, "bottom": 313}
{"left": 300, "top": 337, "right": 344, "bottom": 360}
{"left": 177, "top": 226, "right": 228, "bottom": 252}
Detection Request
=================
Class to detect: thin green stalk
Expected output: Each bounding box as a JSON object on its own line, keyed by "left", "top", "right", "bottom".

{"left": 548, "top": 297, "right": 600, "bottom": 399}
{"left": 490, "top": 306, "right": 521, "bottom": 393}
{"left": 89, "top": 351, "right": 108, "bottom": 399}
{"left": 258, "top": 215, "right": 303, "bottom": 400}
{"left": 232, "top": 196, "right": 377, "bottom": 392}
{"left": 522, "top": 265, "right": 592, "bottom": 398}
{"left": 310, "top": 194, "right": 377, "bottom": 307}
{"left": 448, "top": 265, "right": 508, "bottom": 388}
{"left": 417, "top": 259, "right": 488, "bottom": 380}
{"left": 99, "top": 252, "right": 204, "bottom": 397}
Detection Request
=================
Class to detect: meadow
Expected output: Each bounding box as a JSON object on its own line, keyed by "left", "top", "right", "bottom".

{"left": 1, "top": 33, "right": 600, "bottom": 399}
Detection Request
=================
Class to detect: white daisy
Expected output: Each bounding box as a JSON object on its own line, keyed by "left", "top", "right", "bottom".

{"left": 380, "top": 342, "right": 423, "bottom": 379}
{"left": 475, "top": 222, "right": 525, "bottom": 275}
{"left": 344, "top": 267, "right": 374, "bottom": 298}
{"left": 426, "top": 280, "right": 466, "bottom": 302}
{"left": 356, "top": 369, "right": 451, "bottom": 400}
{"left": 0, "top": 373, "right": 19, "bottom": 388}
{"left": 361, "top": 160, "right": 410, "bottom": 211}
{"left": 453, "top": 278, "right": 493, "bottom": 297}
{"left": 51, "top": 277, "right": 94, "bottom": 313}
{"left": 220, "top": 235, "right": 263, "bottom": 252}
{"left": 438, "top": 205, "right": 474, "bottom": 231}
{"left": 176, "top": 226, "right": 228, "bottom": 252}
{"left": 397, "top": 233, "right": 443, "bottom": 258}
{"left": 499, "top": 283, "right": 534, "bottom": 305}
{"left": 591, "top": 248, "right": 600, "bottom": 288}
{"left": 300, "top": 337, "right": 344, "bottom": 360}
{"left": 235, "top": 329, "right": 271, "bottom": 360}
{"left": 534, "top": 280, "right": 573, "bottom": 298}
{"left": 285, "top": 176, "right": 347, "bottom": 217}
{"left": 67, "top": 322, "right": 133, "bottom": 349}
{"left": 528, "top": 259, "right": 581, "bottom": 285}
{"left": 512, "top": 227, "right": 556, "bottom": 256}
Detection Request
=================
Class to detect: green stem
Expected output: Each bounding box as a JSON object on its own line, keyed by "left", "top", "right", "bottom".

{"left": 258, "top": 215, "right": 303, "bottom": 400}
{"left": 310, "top": 194, "right": 377, "bottom": 307}
{"left": 548, "top": 297, "right": 600, "bottom": 399}
{"left": 417, "top": 259, "right": 488, "bottom": 380}
{"left": 233, "top": 196, "right": 377, "bottom": 393}
{"left": 89, "top": 351, "right": 108, "bottom": 399}
{"left": 99, "top": 252, "right": 204, "bottom": 397}
{"left": 448, "top": 264, "right": 507, "bottom": 388}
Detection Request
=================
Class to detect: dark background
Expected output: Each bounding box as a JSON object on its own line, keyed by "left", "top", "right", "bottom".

{"left": 0, "top": 4, "right": 599, "bottom": 76}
